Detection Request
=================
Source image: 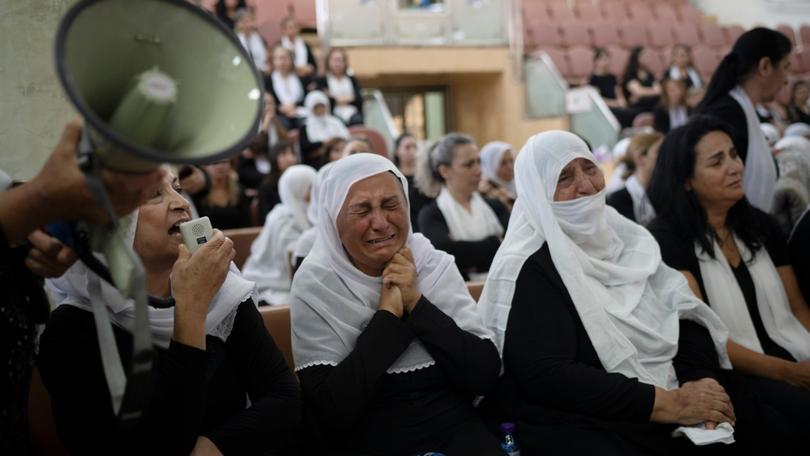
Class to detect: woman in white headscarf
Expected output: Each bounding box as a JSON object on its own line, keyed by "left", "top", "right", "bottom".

{"left": 479, "top": 130, "right": 805, "bottom": 454}
{"left": 290, "top": 162, "right": 334, "bottom": 273}
{"left": 299, "top": 90, "right": 350, "bottom": 160}
{"left": 478, "top": 141, "right": 516, "bottom": 211}
{"left": 772, "top": 135, "right": 810, "bottom": 234}
{"left": 243, "top": 164, "right": 317, "bottom": 306}
{"left": 291, "top": 153, "right": 502, "bottom": 455}
{"left": 415, "top": 133, "right": 509, "bottom": 280}
{"left": 38, "top": 169, "right": 300, "bottom": 455}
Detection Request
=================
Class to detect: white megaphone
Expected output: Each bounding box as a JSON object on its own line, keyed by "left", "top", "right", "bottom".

{"left": 52, "top": 0, "right": 263, "bottom": 426}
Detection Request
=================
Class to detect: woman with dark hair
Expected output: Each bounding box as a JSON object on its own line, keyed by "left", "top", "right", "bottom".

{"left": 622, "top": 46, "right": 661, "bottom": 113}
{"left": 315, "top": 48, "right": 364, "bottom": 126}
{"left": 654, "top": 78, "right": 691, "bottom": 133}
{"left": 258, "top": 140, "right": 301, "bottom": 222}
{"left": 666, "top": 44, "right": 703, "bottom": 90}
{"left": 394, "top": 132, "right": 432, "bottom": 228}
{"left": 786, "top": 80, "right": 810, "bottom": 125}
{"left": 648, "top": 116, "right": 810, "bottom": 429}
{"left": 695, "top": 27, "right": 793, "bottom": 212}
{"left": 415, "top": 133, "right": 509, "bottom": 279}
{"left": 589, "top": 48, "right": 635, "bottom": 127}
{"left": 214, "top": 0, "right": 245, "bottom": 29}
{"left": 196, "top": 158, "right": 252, "bottom": 229}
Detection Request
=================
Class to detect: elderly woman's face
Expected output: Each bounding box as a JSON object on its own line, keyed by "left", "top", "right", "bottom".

{"left": 553, "top": 158, "right": 605, "bottom": 202}
{"left": 336, "top": 172, "right": 409, "bottom": 276}
{"left": 134, "top": 171, "right": 191, "bottom": 267}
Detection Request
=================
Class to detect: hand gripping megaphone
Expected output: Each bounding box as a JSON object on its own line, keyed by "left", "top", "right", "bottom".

{"left": 52, "top": 0, "right": 263, "bottom": 427}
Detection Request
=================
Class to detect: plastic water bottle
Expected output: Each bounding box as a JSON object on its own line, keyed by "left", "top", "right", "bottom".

{"left": 500, "top": 422, "right": 520, "bottom": 456}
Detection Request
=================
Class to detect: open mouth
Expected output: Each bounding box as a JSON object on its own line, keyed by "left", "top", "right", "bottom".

{"left": 168, "top": 218, "right": 189, "bottom": 236}
{"left": 367, "top": 234, "right": 395, "bottom": 245}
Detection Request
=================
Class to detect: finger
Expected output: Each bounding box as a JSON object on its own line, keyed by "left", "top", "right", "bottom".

{"left": 177, "top": 243, "right": 191, "bottom": 262}
{"left": 705, "top": 421, "right": 717, "bottom": 430}
{"left": 708, "top": 410, "right": 735, "bottom": 426}
{"left": 28, "top": 230, "right": 63, "bottom": 256}
{"left": 56, "top": 245, "right": 78, "bottom": 265}
{"left": 24, "top": 257, "right": 61, "bottom": 278}
{"left": 27, "top": 248, "right": 65, "bottom": 271}
{"left": 57, "top": 119, "right": 84, "bottom": 153}
{"left": 400, "top": 247, "right": 415, "bottom": 264}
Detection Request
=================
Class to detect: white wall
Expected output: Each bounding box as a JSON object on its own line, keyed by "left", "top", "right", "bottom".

{"left": 695, "top": 0, "right": 810, "bottom": 29}
{"left": 0, "top": 0, "right": 77, "bottom": 181}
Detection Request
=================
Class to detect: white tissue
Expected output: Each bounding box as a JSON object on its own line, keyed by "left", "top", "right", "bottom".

{"left": 672, "top": 422, "right": 735, "bottom": 446}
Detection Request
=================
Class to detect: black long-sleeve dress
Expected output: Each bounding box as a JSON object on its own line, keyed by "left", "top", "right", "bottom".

{"left": 481, "top": 244, "right": 804, "bottom": 455}
{"left": 417, "top": 198, "right": 509, "bottom": 278}
{"left": 37, "top": 300, "right": 301, "bottom": 455}
{"left": 297, "top": 296, "right": 502, "bottom": 456}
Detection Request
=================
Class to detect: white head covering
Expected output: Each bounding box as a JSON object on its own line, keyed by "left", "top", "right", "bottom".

{"left": 242, "top": 165, "right": 317, "bottom": 305}
{"left": 784, "top": 122, "right": 810, "bottom": 139}
{"left": 47, "top": 212, "right": 256, "bottom": 349}
{"left": 606, "top": 137, "right": 632, "bottom": 194}
{"left": 479, "top": 141, "right": 516, "bottom": 197}
{"left": 760, "top": 123, "right": 781, "bottom": 147}
{"left": 291, "top": 153, "right": 492, "bottom": 373}
{"left": 729, "top": 86, "right": 778, "bottom": 212}
{"left": 478, "top": 131, "right": 731, "bottom": 390}
{"left": 292, "top": 162, "right": 335, "bottom": 261}
{"left": 304, "top": 90, "right": 350, "bottom": 144}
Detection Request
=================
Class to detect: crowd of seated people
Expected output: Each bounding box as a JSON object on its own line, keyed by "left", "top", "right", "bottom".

{"left": 7, "top": 3, "right": 810, "bottom": 454}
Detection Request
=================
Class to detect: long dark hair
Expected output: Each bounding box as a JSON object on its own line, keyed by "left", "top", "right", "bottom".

{"left": 622, "top": 46, "right": 648, "bottom": 99}
{"left": 647, "top": 115, "right": 763, "bottom": 259}
{"left": 393, "top": 132, "right": 414, "bottom": 166}
{"left": 262, "top": 140, "right": 294, "bottom": 190}
{"left": 697, "top": 27, "right": 792, "bottom": 111}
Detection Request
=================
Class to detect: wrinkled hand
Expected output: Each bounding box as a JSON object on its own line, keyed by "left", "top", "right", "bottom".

{"left": 171, "top": 230, "right": 235, "bottom": 323}
{"left": 30, "top": 120, "right": 164, "bottom": 225}
{"left": 382, "top": 247, "right": 421, "bottom": 313}
{"left": 673, "top": 378, "right": 736, "bottom": 427}
{"left": 378, "top": 277, "right": 404, "bottom": 318}
{"left": 24, "top": 230, "right": 77, "bottom": 278}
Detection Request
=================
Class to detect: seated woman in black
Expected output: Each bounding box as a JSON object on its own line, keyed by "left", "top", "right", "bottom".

{"left": 258, "top": 140, "right": 301, "bottom": 222}
{"left": 654, "top": 77, "right": 691, "bottom": 133}
{"left": 415, "top": 133, "right": 509, "bottom": 280}
{"left": 622, "top": 46, "right": 661, "bottom": 113}
{"left": 265, "top": 45, "right": 306, "bottom": 131}
{"left": 607, "top": 131, "right": 662, "bottom": 225}
{"left": 589, "top": 47, "right": 635, "bottom": 128}
{"left": 479, "top": 131, "right": 804, "bottom": 455}
{"left": 196, "top": 158, "right": 252, "bottom": 229}
{"left": 666, "top": 44, "right": 703, "bottom": 91}
{"left": 39, "top": 169, "right": 300, "bottom": 455}
{"left": 695, "top": 27, "right": 792, "bottom": 212}
{"left": 291, "top": 153, "right": 502, "bottom": 455}
{"left": 315, "top": 47, "right": 364, "bottom": 126}
{"left": 647, "top": 116, "right": 810, "bottom": 426}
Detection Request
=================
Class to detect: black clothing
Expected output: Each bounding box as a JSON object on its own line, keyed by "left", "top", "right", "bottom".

{"left": 258, "top": 180, "right": 281, "bottom": 223}
{"left": 483, "top": 244, "right": 804, "bottom": 455}
{"left": 622, "top": 71, "right": 659, "bottom": 112}
{"left": 417, "top": 198, "right": 510, "bottom": 278}
{"left": 606, "top": 187, "right": 636, "bottom": 223}
{"left": 37, "top": 300, "right": 301, "bottom": 455}
{"left": 0, "top": 241, "right": 50, "bottom": 454}
{"left": 298, "top": 297, "right": 501, "bottom": 456}
{"left": 264, "top": 73, "right": 307, "bottom": 131}
{"left": 193, "top": 190, "right": 253, "bottom": 230}
{"left": 788, "top": 208, "right": 810, "bottom": 300}
{"left": 649, "top": 209, "right": 793, "bottom": 361}
{"left": 314, "top": 74, "right": 365, "bottom": 126}
{"left": 695, "top": 94, "right": 750, "bottom": 162}
{"left": 236, "top": 156, "right": 269, "bottom": 190}
{"left": 589, "top": 73, "right": 619, "bottom": 100}
{"left": 653, "top": 105, "right": 691, "bottom": 133}
{"left": 786, "top": 104, "right": 810, "bottom": 124}
{"left": 405, "top": 174, "right": 433, "bottom": 231}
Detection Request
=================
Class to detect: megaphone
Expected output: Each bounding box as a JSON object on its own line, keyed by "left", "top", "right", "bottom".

{"left": 51, "top": 0, "right": 264, "bottom": 428}
{"left": 56, "top": 0, "right": 263, "bottom": 172}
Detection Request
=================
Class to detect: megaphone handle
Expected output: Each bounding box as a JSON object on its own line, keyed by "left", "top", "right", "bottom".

{"left": 76, "top": 130, "right": 119, "bottom": 231}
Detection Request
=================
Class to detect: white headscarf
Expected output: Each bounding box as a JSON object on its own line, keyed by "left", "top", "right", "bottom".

{"left": 480, "top": 141, "right": 516, "bottom": 198}
{"left": 478, "top": 131, "right": 731, "bottom": 391}
{"left": 242, "top": 165, "right": 317, "bottom": 305}
{"left": 291, "top": 153, "right": 492, "bottom": 373}
{"left": 606, "top": 137, "right": 632, "bottom": 194}
{"left": 292, "top": 162, "right": 335, "bottom": 261}
{"left": 760, "top": 123, "right": 781, "bottom": 147}
{"left": 784, "top": 122, "right": 810, "bottom": 139}
{"left": 47, "top": 212, "right": 256, "bottom": 349}
{"left": 304, "top": 91, "right": 350, "bottom": 143}
{"left": 729, "top": 86, "right": 778, "bottom": 212}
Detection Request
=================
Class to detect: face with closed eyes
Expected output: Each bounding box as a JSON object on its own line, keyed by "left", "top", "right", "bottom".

{"left": 336, "top": 172, "right": 409, "bottom": 276}
{"left": 553, "top": 157, "right": 605, "bottom": 202}
{"left": 687, "top": 131, "right": 744, "bottom": 211}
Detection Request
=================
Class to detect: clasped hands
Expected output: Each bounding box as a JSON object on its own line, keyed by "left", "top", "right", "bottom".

{"left": 378, "top": 247, "right": 422, "bottom": 319}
